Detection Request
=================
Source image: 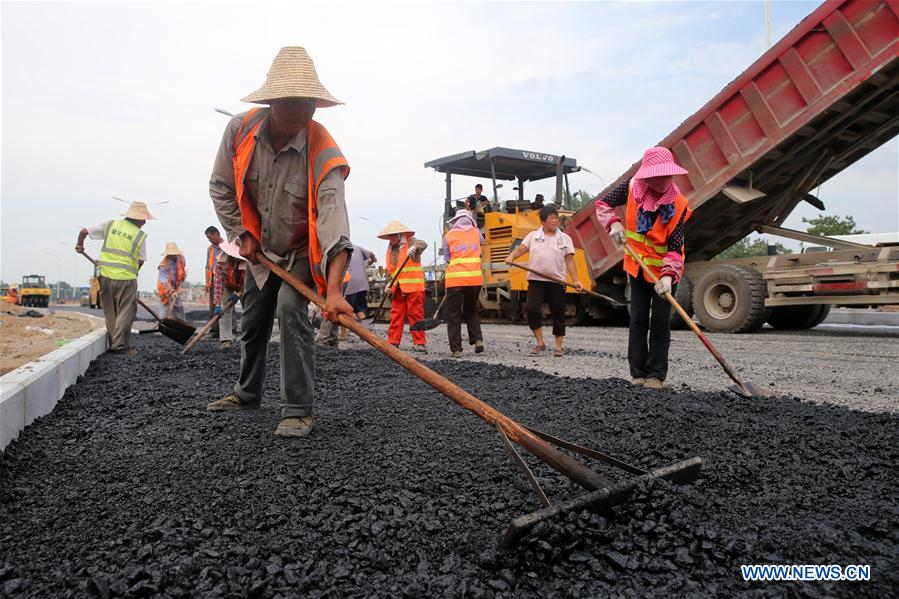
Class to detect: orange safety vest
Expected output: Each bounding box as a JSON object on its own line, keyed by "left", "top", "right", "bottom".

{"left": 205, "top": 245, "right": 217, "bottom": 290}
{"left": 222, "top": 257, "right": 245, "bottom": 293}
{"left": 444, "top": 227, "right": 483, "bottom": 288}
{"left": 157, "top": 255, "right": 186, "bottom": 304}
{"left": 623, "top": 182, "right": 691, "bottom": 282}
{"left": 232, "top": 108, "right": 350, "bottom": 294}
{"left": 386, "top": 234, "right": 425, "bottom": 293}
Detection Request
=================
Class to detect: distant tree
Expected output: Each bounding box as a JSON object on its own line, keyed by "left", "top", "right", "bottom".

{"left": 802, "top": 214, "right": 868, "bottom": 236}
{"left": 714, "top": 237, "right": 792, "bottom": 260}
{"left": 551, "top": 189, "right": 595, "bottom": 211}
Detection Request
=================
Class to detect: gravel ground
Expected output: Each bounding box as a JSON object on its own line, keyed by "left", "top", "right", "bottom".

{"left": 359, "top": 322, "right": 899, "bottom": 414}
{"left": 1, "top": 333, "right": 897, "bottom": 597}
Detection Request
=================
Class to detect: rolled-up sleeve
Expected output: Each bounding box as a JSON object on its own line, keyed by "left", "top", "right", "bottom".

{"left": 315, "top": 170, "right": 353, "bottom": 279}
{"left": 209, "top": 116, "right": 248, "bottom": 242}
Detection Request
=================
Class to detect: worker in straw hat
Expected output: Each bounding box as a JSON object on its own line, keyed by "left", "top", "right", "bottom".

{"left": 157, "top": 242, "right": 187, "bottom": 321}
{"left": 206, "top": 46, "right": 355, "bottom": 438}
{"left": 75, "top": 201, "right": 153, "bottom": 355}
{"left": 594, "top": 146, "right": 692, "bottom": 389}
{"left": 378, "top": 220, "right": 429, "bottom": 352}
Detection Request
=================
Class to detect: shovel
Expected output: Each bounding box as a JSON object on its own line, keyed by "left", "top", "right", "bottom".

{"left": 622, "top": 245, "right": 769, "bottom": 399}
{"left": 79, "top": 252, "right": 196, "bottom": 345}
{"left": 504, "top": 262, "right": 627, "bottom": 308}
{"left": 361, "top": 251, "right": 413, "bottom": 328}
{"left": 180, "top": 297, "right": 237, "bottom": 354}
{"left": 256, "top": 252, "right": 702, "bottom": 548}
{"left": 409, "top": 293, "right": 449, "bottom": 331}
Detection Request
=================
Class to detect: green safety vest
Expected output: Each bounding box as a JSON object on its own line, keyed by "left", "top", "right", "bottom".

{"left": 98, "top": 219, "right": 146, "bottom": 281}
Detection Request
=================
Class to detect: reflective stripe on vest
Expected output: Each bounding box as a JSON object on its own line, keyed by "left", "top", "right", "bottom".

{"left": 386, "top": 235, "right": 425, "bottom": 292}
{"left": 444, "top": 228, "right": 483, "bottom": 288}
{"left": 232, "top": 108, "right": 350, "bottom": 295}
{"left": 98, "top": 219, "right": 144, "bottom": 280}
{"left": 622, "top": 182, "right": 691, "bottom": 282}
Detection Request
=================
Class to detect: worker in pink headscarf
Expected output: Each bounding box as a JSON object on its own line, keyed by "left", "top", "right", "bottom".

{"left": 595, "top": 147, "right": 692, "bottom": 389}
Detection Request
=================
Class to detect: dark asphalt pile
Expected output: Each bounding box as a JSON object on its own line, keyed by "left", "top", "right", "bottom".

{"left": 1, "top": 335, "right": 896, "bottom": 598}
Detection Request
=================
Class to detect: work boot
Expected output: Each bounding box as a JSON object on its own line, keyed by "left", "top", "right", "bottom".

{"left": 631, "top": 377, "right": 646, "bottom": 386}
{"left": 337, "top": 327, "right": 349, "bottom": 341}
{"left": 274, "top": 416, "right": 315, "bottom": 438}
{"left": 315, "top": 338, "right": 338, "bottom": 348}
{"left": 412, "top": 344, "right": 428, "bottom": 354}
{"left": 206, "top": 393, "right": 259, "bottom": 412}
{"left": 643, "top": 378, "right": 664, "bottom": 389}
{"left": 474, "top": 340, "right": 485, "bottom": 354}
{"left": 110, "top": 347, "right": 138, "bottom": 356}
{"left": 219, "top": 340, "right": 233, "bottom": 350}
{"left": 451, "top": 350, "right": 462, "bottom": 358}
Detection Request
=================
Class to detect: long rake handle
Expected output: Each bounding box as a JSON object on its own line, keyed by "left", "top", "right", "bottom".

{"left": 257, "top": 253, "right": 609, "bottom": 492}
{"left": 507, "top": 262, "right": 609, "bottom": 302}
{"left": 79, "top": 252, "right": 165, "bottom": 325}
{"left": 621, "top": 245, "right": 750, "bottom": 392}
{"left": 181, "top": 298, "right": 236, "bottom": 355}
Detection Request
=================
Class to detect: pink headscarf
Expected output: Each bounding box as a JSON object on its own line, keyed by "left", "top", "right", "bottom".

{"left": 631, "top": 146, "right": 688, "bottom": 212}
{"left": 449, "top": 209, "right": 477, "bottom": 231}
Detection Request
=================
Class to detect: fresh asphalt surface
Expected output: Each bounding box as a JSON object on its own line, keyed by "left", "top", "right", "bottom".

{"left": 1, "top": 311, "right": 896, "bottom": 596}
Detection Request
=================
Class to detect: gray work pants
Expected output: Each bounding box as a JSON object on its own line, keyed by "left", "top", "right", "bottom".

{"left": 219, "top": 295, "right": 235, "bottom": 343}
{"left": 98, "top": 277, "right": 137, "bottom": 351}
{"left": 234, "top": 259, "right": 315, "bottom": 418}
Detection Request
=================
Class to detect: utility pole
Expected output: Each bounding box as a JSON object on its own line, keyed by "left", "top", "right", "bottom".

{"left": 764, "top": 0, "right": 772, "bottom": 50}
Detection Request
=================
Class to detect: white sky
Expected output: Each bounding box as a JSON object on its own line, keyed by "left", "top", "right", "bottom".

{"left": 1, "top": 0, "right": 897, "bottom": 291}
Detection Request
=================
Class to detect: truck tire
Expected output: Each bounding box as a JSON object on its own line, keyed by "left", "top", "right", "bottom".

{"left": 669, "top": 276, "right": 694, "bottom": 329}
{"left": 693, "top": 265, "right": 769, "bottom": 333}
{"left": 766, "top": 305, "right": 831, "bottom": 330}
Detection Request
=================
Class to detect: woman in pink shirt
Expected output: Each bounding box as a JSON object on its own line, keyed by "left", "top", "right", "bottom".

{"left": 505, "top": 205, "right": 583, "bottom": 357}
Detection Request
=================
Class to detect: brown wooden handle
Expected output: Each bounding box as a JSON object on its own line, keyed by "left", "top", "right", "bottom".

{"left": 255, "top": 252, "right": 609, "bottom": 492}
{"left": 181, "top": 298, "right": 236, "bottom": 355}
{"left": 621, "top": 245, "right": 749, "bottom": 390}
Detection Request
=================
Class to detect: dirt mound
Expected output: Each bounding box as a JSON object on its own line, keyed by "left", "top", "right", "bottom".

{"left": 0, "top": 302, "right": 101, "bottom": 375}
{"left": 0, "top": 337, "right": 895, "bottom": 596}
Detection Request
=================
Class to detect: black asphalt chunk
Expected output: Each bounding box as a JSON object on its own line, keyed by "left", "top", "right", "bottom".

{"left": 1, "top": 335, "right": 896, "bottom": 597}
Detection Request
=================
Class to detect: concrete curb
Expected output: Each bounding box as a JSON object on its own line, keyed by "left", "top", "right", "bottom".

{"left": 1, "top": 324, "right": 108, "bottom": 451}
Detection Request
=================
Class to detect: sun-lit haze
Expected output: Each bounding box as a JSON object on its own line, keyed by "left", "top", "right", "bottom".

{"left": 2, "top": 1, "right": 896, "bottom": 292}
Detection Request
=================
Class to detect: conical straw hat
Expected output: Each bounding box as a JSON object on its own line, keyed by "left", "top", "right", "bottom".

{"left": 160, "top": 241, "right": 184, "bottom": 256}
{"left": 242, "top": 46, "right": 343, "bottom": 107}
{"left": 122, "top": 201, "right": 155, "bottom": 220}
{"left": 377, "top": 220, "right": 415, "bottom": 239}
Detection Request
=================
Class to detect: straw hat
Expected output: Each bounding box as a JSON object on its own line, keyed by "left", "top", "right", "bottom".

{"left": 122, "top": 201, "right": 155, "bottom": 221}
{"left": 160, "top": 242, "right": 184, "bottom": 256}
{"left": 377, "top": 220, "right": 415, "bottom": 239}
{"left": 634, "top": 147, "right": 688, "bottom": 180}
{"left": 242, "top": 46, "right": 343, "bottom": 107}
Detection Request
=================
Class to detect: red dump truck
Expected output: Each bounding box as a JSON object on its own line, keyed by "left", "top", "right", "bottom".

{"left": 566, "top": 0, "right": 899, "bottom": 332}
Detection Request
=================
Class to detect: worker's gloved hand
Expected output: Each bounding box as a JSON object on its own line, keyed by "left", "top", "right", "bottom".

{"left": 213, "top": 306, "right": 223, "bottom": 317}
{"left": 655, "top": 276, "right": 673, "bottom": 296}
{"left": 609, "top": 222, "right": 626, "bottom": 246}
{"left": 386, "top": 286, "right": 394, "bottom": 297}
{"left": 75, "top": 244, "right": 84, "bottom": 254}
{"left": 406, "top": 247, "right": 418, "bottom": 259}
{"left": 228, "top": 292, "right": 239, "bottom": 305}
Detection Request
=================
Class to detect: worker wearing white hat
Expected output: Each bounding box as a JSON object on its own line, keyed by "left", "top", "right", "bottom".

{"left": 75, "top": 201, "right": 153, "bottom": 355}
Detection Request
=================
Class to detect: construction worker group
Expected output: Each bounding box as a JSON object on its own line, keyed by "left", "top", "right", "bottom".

{"left": 74, "top": 46, "right": 689, "bottom": 437}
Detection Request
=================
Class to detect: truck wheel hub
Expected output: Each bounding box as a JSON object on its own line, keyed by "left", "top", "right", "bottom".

{"left": 704, "top": 283, "right": 738, "bottom": 320}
